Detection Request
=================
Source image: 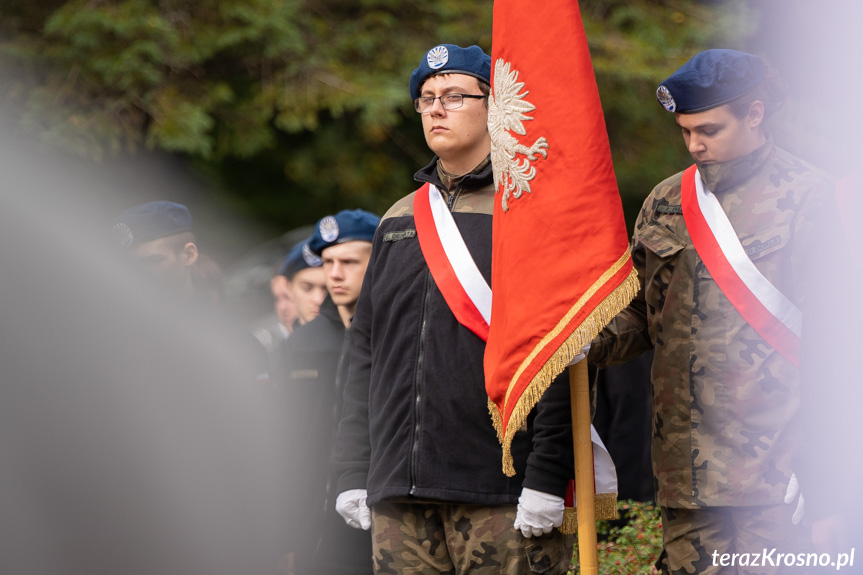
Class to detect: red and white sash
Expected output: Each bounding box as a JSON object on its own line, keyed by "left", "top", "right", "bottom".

{"left": 413, "top": 183, "right": 492, "bottom": 341}
{"left": 681, "top": 165, "right": 801, "bottom": 366}
{"left": 415, "top": 182, "right": 618, "bottom": 518}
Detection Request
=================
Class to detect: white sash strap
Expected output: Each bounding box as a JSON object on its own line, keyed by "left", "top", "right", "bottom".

{"left": 428, "top": 185, "right": 493, "bottom": 325}
{"left": 568, "top": 425, "right": 618, "bottom": 507}
{"left": 693, "top": 171, "right": 802, "bottom": 337}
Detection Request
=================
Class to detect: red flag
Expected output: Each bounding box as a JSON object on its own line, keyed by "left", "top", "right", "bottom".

{"left": 484, "top": 1, "right": 637, "bottom": 475}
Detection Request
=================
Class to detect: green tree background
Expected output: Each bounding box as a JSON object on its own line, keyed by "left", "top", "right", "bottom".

{"left": 0, "top": 0, "right": 844, "bottom": 263}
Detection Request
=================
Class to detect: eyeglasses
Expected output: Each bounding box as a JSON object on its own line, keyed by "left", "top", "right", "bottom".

{"left": 413, "top": 93, "right": 486, "bottom": 114}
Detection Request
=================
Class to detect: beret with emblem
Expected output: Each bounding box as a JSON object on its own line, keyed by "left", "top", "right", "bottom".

{"left": 409, "top": 44, "right": 492, "bottom": 100}
{"left": 278, "top": 239, "right": 322, "bottom": 280}
{"left": 308, "top": 209, "right": 380, "bottom": 256}
{"left": 656, "top": 49, "right": 765, "bottom": 114}
{"left": 112, "top": 201, "right": 192, "bottom": 248}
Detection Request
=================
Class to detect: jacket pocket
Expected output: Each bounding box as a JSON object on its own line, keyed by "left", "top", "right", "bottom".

{"left": 638, "top": 221, "right": 686, "bottom": 258}
{"left": 525, "top": 533, "right": 566, "bottom": 573}
{"left": 636, "top": 221, "right": 687, "bottom": 312}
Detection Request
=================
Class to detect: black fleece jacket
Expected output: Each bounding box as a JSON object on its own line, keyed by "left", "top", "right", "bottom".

{"left": 332, "top": 156, "right": 574, "bottom": 507}
{"left": 280, "top": 295, "right": 372, "bottom": 573}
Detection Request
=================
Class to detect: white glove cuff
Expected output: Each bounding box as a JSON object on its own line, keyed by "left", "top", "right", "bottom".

{"left": 567, "top": 343, "right": 592, "bottom": 366}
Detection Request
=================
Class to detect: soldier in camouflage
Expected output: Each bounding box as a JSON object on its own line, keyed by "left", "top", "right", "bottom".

{"left": 589, "top": 50, "right": 833, "bottom": 574}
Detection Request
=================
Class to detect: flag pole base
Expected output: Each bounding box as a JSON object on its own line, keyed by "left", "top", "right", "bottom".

{"left": 570, "top": 361, "right": 598, "bottom": 574}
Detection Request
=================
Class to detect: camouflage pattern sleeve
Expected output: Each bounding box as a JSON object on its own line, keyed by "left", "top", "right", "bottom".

{"left": 588, "top": 191, "right": 655, "bottom": 368}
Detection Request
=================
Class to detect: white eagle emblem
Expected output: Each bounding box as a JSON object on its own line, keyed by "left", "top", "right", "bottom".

{"left": 656, "top": 85, "right": 676, "bottom": 112}
{"left": 319, "top": 216, "right": 339, "bottom": 242}
{"left": 426, "top": 46, "right": 449, "bottom": 70}
{"left": 112, "top": 222, "right": 134, "bottom": 247}
{"left": 302, "top": 243, "right": 322, "bottom": 267}
{"left": 488, "top": 58, "right": 549, "bottom": 212}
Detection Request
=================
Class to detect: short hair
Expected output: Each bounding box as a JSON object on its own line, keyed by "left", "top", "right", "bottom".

{"left": 727, "top": 64, "right": 786, "bottom": 120}
{"left": 162, "top": 231, "right": 197, "bottom": 255}
{"left": 478, "top": 78, "right": 491, "bottom": 108}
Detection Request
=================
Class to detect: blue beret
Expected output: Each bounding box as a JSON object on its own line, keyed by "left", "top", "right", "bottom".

{"left": 656, "top": 49, "right": 765, "bottom": 114}
{"left": 409, "top": 44, "right": 492, "bottom": 100}
{"left": 112, "top": 201, "right": 192, "bottom": 248}
{"left": 278, "top": 239, "right": 322, "bottom": 280}
{"left": 307, "top": 209, "right": 380, "bottom": 255}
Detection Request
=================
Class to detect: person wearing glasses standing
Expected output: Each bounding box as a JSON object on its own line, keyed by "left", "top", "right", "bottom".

{"left": 331, "top": 44, "right": 575, "bottom": 574}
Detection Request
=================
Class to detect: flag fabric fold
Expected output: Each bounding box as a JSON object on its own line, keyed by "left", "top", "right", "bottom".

{"left": 559, "top": 425, "right": 619, "bottom": 532}
{"left": 484, "top": 0, "right": 637, "bottom": 525}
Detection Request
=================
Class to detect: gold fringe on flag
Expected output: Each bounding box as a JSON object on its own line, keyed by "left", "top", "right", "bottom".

{"left": 559, "top": 492, "right": 619, "bottom": 534}
{"left": 488, "top": 252, "right": 639, "bottom": 477}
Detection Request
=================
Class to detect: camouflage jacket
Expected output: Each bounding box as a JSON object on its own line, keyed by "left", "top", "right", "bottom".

{"left": 589, "top": 139, "right": 832, "bottom": 508}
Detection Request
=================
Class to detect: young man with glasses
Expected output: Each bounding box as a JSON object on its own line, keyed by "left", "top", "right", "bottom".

{"left": 331, "top": 44, "right": 574, "bottom": 574}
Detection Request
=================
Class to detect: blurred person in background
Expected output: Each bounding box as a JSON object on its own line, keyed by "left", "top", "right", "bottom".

{"left": 279, "top": 240, "right": 327, "bottom": 327}
{"left": 279, "top": 209, "right": 378, "bottom": 575}
{"left": 270, "top": 273, "right": 298, "bottom": 339}
{"left": 797, "top": 177, "right": 862, "bottom": 571}
{"left": 1, "top": 129, "right": 291, "bottom": 575}
{"left": 113, "top": 199, "right": 270, "bottom": 384}
{"left": 269, "top": 239, "right": 326, "bottom": 383}
{"left": 776, "top": 1, "right": 863, "bottom": 568}
{"left": 112, "top": 201, "right": 200, "bottom": 299}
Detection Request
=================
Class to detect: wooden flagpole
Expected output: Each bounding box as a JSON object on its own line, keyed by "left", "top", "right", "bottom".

{"left": 570, "top": 360, "right": 598, "bottom": 574}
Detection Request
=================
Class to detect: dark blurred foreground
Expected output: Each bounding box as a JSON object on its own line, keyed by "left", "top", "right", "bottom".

{"left": 0, "top": 129, "right": 292, "bottom": 575}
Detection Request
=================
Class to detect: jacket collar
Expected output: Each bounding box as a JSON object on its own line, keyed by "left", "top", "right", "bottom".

{"left": 319, "top": 294, "right": 343, "bottom": 327}
{"left": 414, "top": 154, "right": 494, "bottom": 193}
{"left": 697, "top": 136, "right": 774, "bottom": 194}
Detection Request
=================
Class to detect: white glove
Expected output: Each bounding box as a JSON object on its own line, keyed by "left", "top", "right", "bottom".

{"left": 568, "top": 343, "right": 591, "bottom": 366}
{"left": 335, "top": 489, "right": 371, "bottom": 530}
{"left": 513, "top": 487, "right": 565, "bottom": 538}
{"left": 784, "top": 473, "right": 805, "bottom": 525}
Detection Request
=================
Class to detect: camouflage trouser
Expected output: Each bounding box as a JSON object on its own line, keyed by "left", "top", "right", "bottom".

{"left": 658, "top": 505, "right": 813, "bottom": 575}
{"left": 370, "top": 501, "right": 574, "bottom": 574}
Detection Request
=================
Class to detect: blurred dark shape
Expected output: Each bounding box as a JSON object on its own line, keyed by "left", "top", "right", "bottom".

{"left": 755, "top": 0, "right": 863, "bottom": 563}
{"left": 191, "top": 252, "right": 227, "bottom": 305}
{"left": 593, "top": 351, "right": 655, "bottom": 503}
{"left": 0, "top": 120, "right": 291, "bottom": 575}
{"left": 797, "top": 178, "right": 863, "bottom": 565}
{"left": 223, "top": 227, "right": 314, "bottom": 352}
{"left": 280, "top": 295, "right": 374, "bottom": 574}
{"left": 750, "top": 0, "right": 863, "bottom": 173}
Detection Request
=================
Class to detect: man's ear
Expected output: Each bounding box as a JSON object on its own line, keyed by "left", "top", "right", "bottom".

{"left": 182, "top": 242, "right": 199, "bottom": 266}
{"left": 747, "top": 100, "right": 765, "bottom": 129}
